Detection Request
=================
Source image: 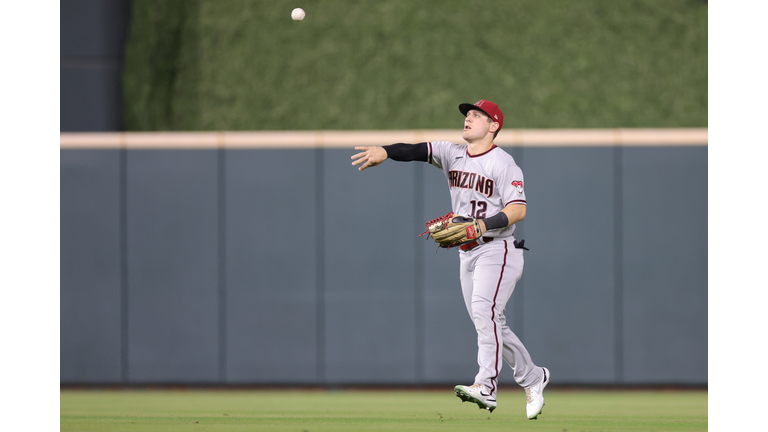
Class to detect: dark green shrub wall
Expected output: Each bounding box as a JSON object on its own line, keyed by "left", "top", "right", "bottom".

{"left": 123, "top": 0, "right": 707, "bottom": 131}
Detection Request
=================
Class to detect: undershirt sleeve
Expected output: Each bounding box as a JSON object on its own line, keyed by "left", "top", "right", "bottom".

{"left": 382, "top": 142, "right": 428, "bottom": 162}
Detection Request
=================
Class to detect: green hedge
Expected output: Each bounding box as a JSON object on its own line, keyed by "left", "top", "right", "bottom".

{"left": 122, "top": 0, "right": 707, "bottom": 131}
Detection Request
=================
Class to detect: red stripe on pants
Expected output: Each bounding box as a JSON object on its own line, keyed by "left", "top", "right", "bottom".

{"left": 489, "top": 240, "right": 508, "bottom": 394}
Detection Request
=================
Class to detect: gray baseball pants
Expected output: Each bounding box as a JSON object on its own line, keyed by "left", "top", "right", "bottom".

{"left": 459, "top": 238, "right": 544, "bottom": 396}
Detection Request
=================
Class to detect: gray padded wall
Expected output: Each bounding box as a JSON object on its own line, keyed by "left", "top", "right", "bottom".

{"left": 125, "top": 150, "right": 220, "bottom": 382}
{"left": 621, "top": 147, "right": 707, "bottom": 384}
{"left": 60, "top": 150, "right": 123, "bottom": 382}
{"left": 224, "top": 150, "right": 319, "bottom": 383}
{"left": 60, "top": 145, "right": 707, "bottom": 385}
{"left": 323, "top": 149, "right": 418, "bottom": 383}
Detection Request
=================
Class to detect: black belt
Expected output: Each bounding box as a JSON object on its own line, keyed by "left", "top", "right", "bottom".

{"left": 460, "top": 237, "right": 494, "bottom": 251}
{"left": 460, "top": 238, "right": 530, "bottom": 252}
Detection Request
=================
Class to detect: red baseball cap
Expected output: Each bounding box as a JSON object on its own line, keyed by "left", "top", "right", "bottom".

{"left": 459, "top": 100, "right": 504, "bottom": 130}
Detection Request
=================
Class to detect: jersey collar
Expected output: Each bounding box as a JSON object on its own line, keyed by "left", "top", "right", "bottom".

{"left": 467, "top": 144, "right": 497, "bottom": 158}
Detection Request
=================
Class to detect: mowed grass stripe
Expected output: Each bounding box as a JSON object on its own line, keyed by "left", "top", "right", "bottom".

{"left": 61, "top": 389, "right": 707, "bottom": 431}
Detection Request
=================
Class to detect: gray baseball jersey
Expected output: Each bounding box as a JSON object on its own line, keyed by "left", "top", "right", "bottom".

{"left": 427, "top": 141, "right": 526, "bottom": 238}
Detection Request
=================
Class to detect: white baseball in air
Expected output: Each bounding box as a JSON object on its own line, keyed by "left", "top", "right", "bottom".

{"left": 291, "top": 8, "right": 305, "bottom": 21}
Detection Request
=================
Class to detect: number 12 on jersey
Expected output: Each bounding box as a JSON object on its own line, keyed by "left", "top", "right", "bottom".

{"left": 470, "top": 200, "right": 487, "bottom": 219}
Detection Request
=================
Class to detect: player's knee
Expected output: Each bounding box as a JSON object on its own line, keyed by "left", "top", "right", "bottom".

{"left": 471, "top": 298, "right": 492, "bottom": 315}
{"left": 471, "top": 299, "right": 504, "bottom": 328}
{"left": 472, "top": 315, "right": 489, "bottom": 332}
{"left": 471, "top": 304, "right": 492, "bottom": 331}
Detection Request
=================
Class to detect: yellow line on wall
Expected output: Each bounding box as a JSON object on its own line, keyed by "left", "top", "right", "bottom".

{"left": 60, "top": 129, "right": 707, "bottom": 149}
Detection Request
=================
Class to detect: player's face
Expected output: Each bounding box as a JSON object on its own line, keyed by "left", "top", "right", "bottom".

{"left": 463, "top": 109, "right": 497, "bottom": 142}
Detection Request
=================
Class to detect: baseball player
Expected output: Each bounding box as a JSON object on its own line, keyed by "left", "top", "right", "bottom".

{"left": 351, "top": 100, "right": 549, "bottom": 419}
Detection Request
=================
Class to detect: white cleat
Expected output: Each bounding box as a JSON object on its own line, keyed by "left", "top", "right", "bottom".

{"left": 525, "top": 367, "right": 550, "bottom": 420}
{"left": 454, "top": 383, "right": 497, "bottom": 412}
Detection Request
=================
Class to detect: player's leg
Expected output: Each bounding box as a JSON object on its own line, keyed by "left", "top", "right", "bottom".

{"left": 459, "top": 254, "right": 474, "bottom": 317}
{"left": 498, "top": 310, "right": 542, "bottom": 387}
{"left": 467, "top": 240, "right": 521, "bottom": 397}
{"left": 495, "top": 247, "right": 543, "bottom": 388}
{"left": 495, "top": 246, "right": 549, "bottom": 420}
{"left": 455, "top": 251, "right": 498, "bottom": 412}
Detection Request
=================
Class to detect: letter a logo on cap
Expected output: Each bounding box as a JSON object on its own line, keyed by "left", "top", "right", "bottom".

{"left": 459, "top": 99, "right": 504, "bottom": 130}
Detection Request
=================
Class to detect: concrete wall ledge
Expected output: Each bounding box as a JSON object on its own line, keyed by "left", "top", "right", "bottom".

{"left": 60, "top": 129, "right": 708, "bottom": 149}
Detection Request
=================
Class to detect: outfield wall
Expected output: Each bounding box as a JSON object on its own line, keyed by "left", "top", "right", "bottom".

{"left": 61, "top": 0, "right": 130, "bottom": 132}
{"left": 60, "top": 129, "right": 707, "bottom": 386}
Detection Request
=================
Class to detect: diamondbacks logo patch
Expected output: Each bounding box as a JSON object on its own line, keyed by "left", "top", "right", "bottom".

{"left": 512, "top": 180, "right": 524, "bottom": 194}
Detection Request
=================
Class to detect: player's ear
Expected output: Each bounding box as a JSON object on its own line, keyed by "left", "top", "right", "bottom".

{"left": 489, "top": 121, "right": 500, "bottom": 134}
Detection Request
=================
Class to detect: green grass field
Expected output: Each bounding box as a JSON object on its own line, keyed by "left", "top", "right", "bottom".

{"left": 61, "top": 389, "right": 707, "bottom": 431}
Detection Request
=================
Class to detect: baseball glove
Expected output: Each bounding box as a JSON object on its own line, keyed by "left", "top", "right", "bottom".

{"left": 420, "top": 212, "right": 482, "bottom": 248}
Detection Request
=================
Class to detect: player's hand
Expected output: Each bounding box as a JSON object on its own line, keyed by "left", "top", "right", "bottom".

{"left": 351, "top": 146, "right": 388, "bottom": 171}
